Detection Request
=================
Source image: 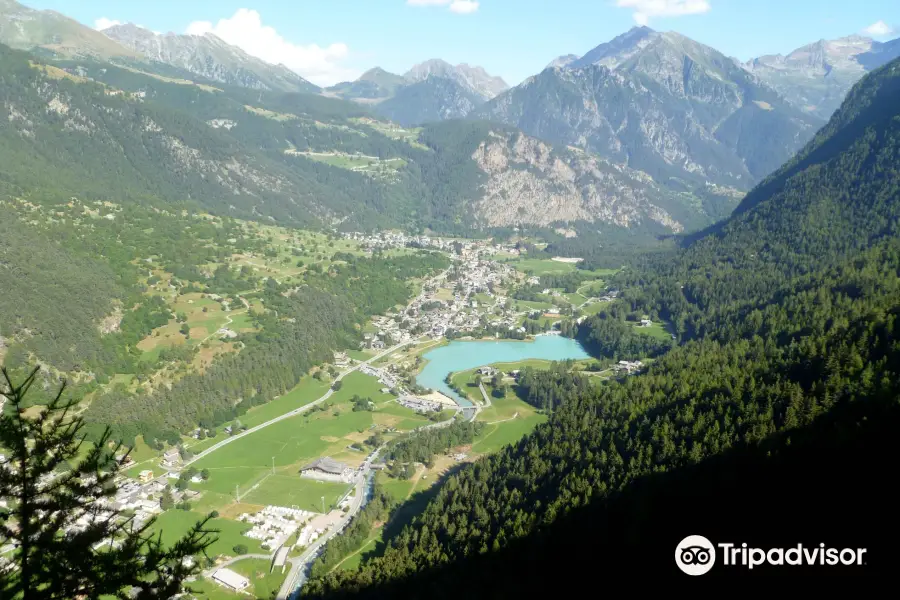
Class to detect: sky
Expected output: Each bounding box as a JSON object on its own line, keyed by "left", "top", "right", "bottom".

{"left": 21, "top": 0, "right": 900, "bottom": 86}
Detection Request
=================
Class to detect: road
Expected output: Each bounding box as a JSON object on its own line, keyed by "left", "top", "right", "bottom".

{"left": 478, "top": 382, "right": 492, "bottom": 408}
{"left": 183, "top": 340, "right": 417, "bottom": 467}
{"left": 276, "top": 448, "right": 382, "bottom": 600}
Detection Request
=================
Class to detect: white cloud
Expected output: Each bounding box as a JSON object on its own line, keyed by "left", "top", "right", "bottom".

{"left": 616, "top": 0, "right": 711, "bottom": 26}
{"left": 407, "top": 0, "right": 480, "bottom": 14}
{"left": 185, "top": 8, "right": 357, "bottom": 86}
{"left": 450, "top": 1, "right": 479, "bottom": 14}
{"left": 863, "top": 20, "right": 894, "bottom": 37}
{"left": 95, "top": 17, "right": 121, "bottom": 31}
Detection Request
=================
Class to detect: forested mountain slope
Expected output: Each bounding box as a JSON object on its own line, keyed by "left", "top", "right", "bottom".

{"left": 311, "top": 397, "right": 899, "bottom": 595}
{"left": 305, "top": 57, "right": 900, "bottom": 594}
{"left": 374, "top": 76, "right": 484, "bottom": 126}
{"left": 0, "top": 44, "right": 370, "bottom": 228}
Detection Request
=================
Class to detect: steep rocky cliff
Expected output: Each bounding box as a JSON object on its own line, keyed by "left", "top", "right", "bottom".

{"left": 470, "top": 130, "right": 686, "bottom": 232}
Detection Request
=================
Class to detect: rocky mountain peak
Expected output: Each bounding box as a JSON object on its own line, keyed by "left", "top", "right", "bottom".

{"left": 404, "top": 58, "right": 456, "bottom": 81}
{"left": 359, "top": 67, "right": 395, "bottom": 81}
{"left": 573, "top": 25, "right": 657, "bottom": 69}
{"left": 404, "top": 59, "right": 507, "bottom": 100}
{"left": 546, "top": 54, "right": 579, "bottom": 70}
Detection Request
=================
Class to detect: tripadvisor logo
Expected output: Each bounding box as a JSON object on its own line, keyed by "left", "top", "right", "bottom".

{"left": 675, "top": 535, "right": 867, "bottom": 575}
{"left": 675, "top": 535, "right": 716, "bottom": 575}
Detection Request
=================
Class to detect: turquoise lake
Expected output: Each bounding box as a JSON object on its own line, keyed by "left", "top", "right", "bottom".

{"left": 416, "top": 336, "right": 591, "bottom": 406}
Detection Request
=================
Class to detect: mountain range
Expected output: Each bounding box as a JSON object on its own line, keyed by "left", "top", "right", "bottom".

{"left": 325, "top": 59, "right": 509, "bottom": 126}
{"left": 745, "top": 34, "right": 900, "bottom": 119}
{"left": 476, "top": 27, "right": 823, "bottom": 200}
{"left": 0, "top": 0, "right": 898, "bottom": 236}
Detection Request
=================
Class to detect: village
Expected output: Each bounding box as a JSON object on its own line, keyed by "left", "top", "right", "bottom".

{"left": 344, "top": 232, "right": 557, "bottom": 350}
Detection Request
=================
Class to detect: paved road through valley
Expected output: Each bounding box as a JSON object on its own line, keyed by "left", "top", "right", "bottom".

{"left": 183, "top": 340, "right": 418, "bottom": 467}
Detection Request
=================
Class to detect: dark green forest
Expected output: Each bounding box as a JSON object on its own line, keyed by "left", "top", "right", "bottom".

{"left": 302, "top": 57, "right": 900, "bottom": 595}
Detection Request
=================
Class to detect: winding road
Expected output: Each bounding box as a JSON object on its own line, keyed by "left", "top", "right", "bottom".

{"left": 183, "top": 339, "right": 417, "bottom": 468}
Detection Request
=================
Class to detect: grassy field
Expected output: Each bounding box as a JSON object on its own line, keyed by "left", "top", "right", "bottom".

{"left": 288, "top": 152, "right": 405, "bottom": 175}
{"left": 472, "top": 414, "right": 546, "bottom": 454}
{"left": 448, "top": 365, "right": 551, "bottom": 455}
{"left": 476, "top": 386, "right": 537, "bottom": 423}
{"left": 189, "top": 372, "right": 402, "bottom": 508}
{"left": 504, "top": 257, "right": 578, "bottom": 275}
{"left": 244, "top": 104, "right": 297, "bottom": 121}
{"left": 147, "top": 510, "right": 263, "bottom": 557}
{"left": 228, "top": 312, "right": 256, "bottom": 331}
{"left": 377, "top": 471, "right": 416, "bottom": 502}
{"left": 577, "top": 279, "right": 607, "bottom": 297}
{"left": 240, "top": 475, "right": 351, "bottom": 512}
{"left": 474, "top": 292, "right": 494, "bottom": 306}
{"left": 239, "top": 376, "right": 330, "bottom": 428}
{"left": 512, "top": 299, "right": 555, "bottom": 311}
{"left": 350, "top": 118, "right": 427, "bottom": 149}
{"left": 127, "top": 435, "right": 157, "bottom": 463}
{"left": 337, "top": 528, "right": 383, "bottom": 572}
{"left": 190, "top": 558, "right": 287, "bottom": 599}
{"left": 519, "top": 315, "right": 560, "bottom": 328}
{"left": 633, "top": 321, "right": 672, "bottom": 340}
{"left": 580, "top": 300, "right": 613, "bottom": 316}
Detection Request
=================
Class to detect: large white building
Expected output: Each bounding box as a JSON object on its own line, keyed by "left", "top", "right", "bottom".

{"left": 212, "top": 568, "right": 250, "bottom": 592}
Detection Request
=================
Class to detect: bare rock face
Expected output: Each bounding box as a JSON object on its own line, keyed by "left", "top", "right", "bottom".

{"left": 470, "top": 131, "right": 682, "bottom": 232}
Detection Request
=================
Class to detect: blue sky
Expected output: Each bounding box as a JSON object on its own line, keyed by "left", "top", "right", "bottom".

{"left": 22, "top": 0, "right": 900, "bottom": 86}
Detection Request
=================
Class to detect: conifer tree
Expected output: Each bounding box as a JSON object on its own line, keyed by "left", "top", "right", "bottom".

{"left": 0, "top": 367, "right": 216, "bottom": 599}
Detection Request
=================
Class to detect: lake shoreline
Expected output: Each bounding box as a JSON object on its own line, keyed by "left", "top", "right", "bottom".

{"left": 416, "top": 337, "right": 591, "bottom": 406}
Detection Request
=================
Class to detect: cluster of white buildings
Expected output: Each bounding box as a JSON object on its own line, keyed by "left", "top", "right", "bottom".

{"left": 615, "top": 360, "right": 645, "bottom": 374}
{"left": 346, "top": 234, "right": 535, "bottom": 349}
{"left": 399, "top": 396, "right": 443, "bottom": 413}
{"left": 400, "top": 264, "right": 520, "bottom": 340}
{"left": 238, "top": 505, "right": 314, "bottom": 551}
{"left": 108, "top": 476, "right": 165, "bottom": 526}
{"left": 359, "top": 364, "right": 399, "bottom": 390}
{"left": 341, "top": 231, "right": 455, "bottom": 253}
